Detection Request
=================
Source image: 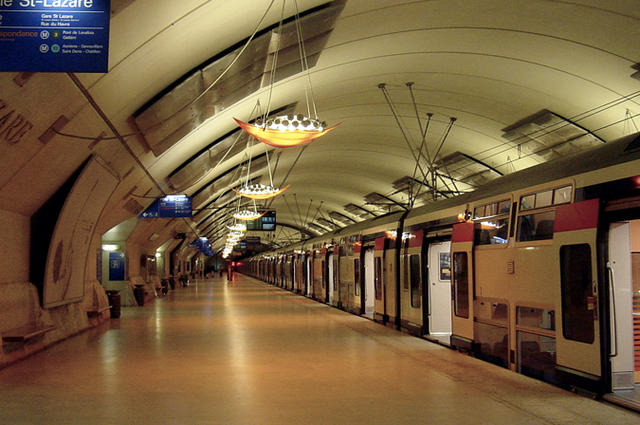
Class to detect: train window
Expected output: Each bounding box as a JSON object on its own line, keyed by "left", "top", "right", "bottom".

{"left": 516, "top": 307, "right": 555, "bottom": 331}
{"left": 516, "top": 331, "right": 557, "bottom": 383}
{"left": 410, "top": 254, "right": 421, "bottom": 308}
{"left": 520, "top": 185, "right": 573, "bottom": 212}
{"left": 354, "top": 258, "right": 360, "bottom": 296}
{"left": 520, "top": 194, "right": 535, "bottom": 210}
{"left": 374, "top": 257, "right": 382, "bottom": 300}
{"left": 475, "top": 218, "right": 509, "bottom": 245}
{"left": 535, "top": 190, "right": 553, "bottom": 208}
{"left": 440, "top": 252, "right": 451, "bottom": 281}
{"left": 473, "top": 198, "right": 510, "bottom": 245}
{"left": 560, "top": 244, "right": 594, "bottom": 343}
{"left": 453, "top": 252, "right": 469, "bottom": 318}
{"left": 473, "top": 199, "right": 510, "bottom": 219}
{"left": 553, "top": 185, "right": 572, "bottom": 205}
{"left": 333, "top": 259, "right": 338, "bottom": 291}
{"left": 498, "top": 200, "right": 511, "bottom": 214}
{"left": 403, "top": 255, "right": 409, "bottom": 290}
{"left": 516, "top": 210, "right": 555, "bottom": 242}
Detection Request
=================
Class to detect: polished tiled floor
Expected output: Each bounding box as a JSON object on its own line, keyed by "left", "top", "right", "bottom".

{"left": 1, "top": 275, "right": 639, "bottom": 425}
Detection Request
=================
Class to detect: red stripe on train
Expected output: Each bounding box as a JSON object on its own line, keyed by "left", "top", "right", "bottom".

{"left": 553, "top": 198, "right": 600, "bottom": 233}
{"left": 452, "top": 222, "right": 475, "bottom": 243}
{"left": 408, "top": 229, "right": 423, "bottom": 248}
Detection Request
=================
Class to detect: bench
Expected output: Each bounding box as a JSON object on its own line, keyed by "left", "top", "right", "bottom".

{"left": 2, "top": 324, "right": 56, "bottom": 344}
{"left": 86, "top": 306, "right": 111, "bottom": 317}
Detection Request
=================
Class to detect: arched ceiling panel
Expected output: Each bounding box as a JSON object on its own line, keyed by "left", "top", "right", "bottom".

{"left": 3, "top": 0, "right": 637, "bottom": 254}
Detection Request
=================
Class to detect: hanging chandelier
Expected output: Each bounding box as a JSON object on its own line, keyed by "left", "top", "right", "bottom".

{"left": 234, "top": 0, "right": 340, "bottom": 148}
{"left": 232, "top": 116, "right": 287, "bottom": 200}
{"left": 231, "top": 196, "right": 265, "bottom": 221}
{"left": 234, "top": 116, "right": 340, "bottom": 148}
{"left": 233, "top": 209, "right": 265, "bottom": 221}
{"left": 227, "top": 223, "right": 247, "bottom": 232}
{"left": 232, "top": 182, "right": 290, "bottom": 199}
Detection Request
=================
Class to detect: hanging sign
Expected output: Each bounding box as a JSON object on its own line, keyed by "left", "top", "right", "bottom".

{"left": 0, "top": 0, "right": 110, "bottom": 72}
{"left": 140, "top": 195, "right": 192, "bottom": 218}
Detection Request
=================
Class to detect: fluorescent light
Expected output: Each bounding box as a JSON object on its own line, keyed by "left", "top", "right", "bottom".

{"left": 102, "top": 244, "right": 118, "bottom": 251}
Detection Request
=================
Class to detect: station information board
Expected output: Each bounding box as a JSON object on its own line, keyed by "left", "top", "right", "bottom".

{"left": 0, "top": 0, "right": 110, "bottom": 72}
{"left": 140, "top": 195, "right": 192, "bottom": 219}
{"left": 246, "top": 211, "right": 276, "bottom": 231}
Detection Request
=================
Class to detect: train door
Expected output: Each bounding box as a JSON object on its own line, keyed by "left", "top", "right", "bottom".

{"left": 607, "top": 221, "right": 637, "bottom": 392}
{"left": 426, "top": 240, "right": 452, "bottom": 343}
{"left": 328, "top": 252, "right": 334, "bottom": 304}
{"left": 553, "top": 199, "right": 602, "bottom": 386}
{"left": 297, "top": 255, "right": 304, "bottom": 293}
{"left": 306, "top": 255, "right": 312, "bottom": 296}
{"left": 331, "top": 248, "right": 340, "bottom": 307}
{"left": 292, "top": 257, "right": 298, "bottom": 292}
{"left": 312, "top": 254, "right": 323, "bottom": 301}
{"left": 401, "top": 230, "right": 424, "bottom": 335}
{"left": 352, "top": 256, "right": 361, "bottom": 314}
{"left": 338, "top": 254, "right": 350, "bottom": 311}
{"left": 363, "top": 247, "right": 375, "bottom": 319}
{"left": 384, "top": 244, "right": 397, "bottom": 326}
{"left": 450, "top": 222, "right": 475, "bottom": 351}
{"left": 373, "top": 238, "right": 386, "bottom": 323}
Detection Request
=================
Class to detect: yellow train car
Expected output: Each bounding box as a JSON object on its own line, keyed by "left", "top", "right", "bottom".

{"left": 244, "top": 133, "right": 640, "bottom": 398}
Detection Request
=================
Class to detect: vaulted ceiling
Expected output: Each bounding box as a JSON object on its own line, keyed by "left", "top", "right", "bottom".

{"left": 1, "top": 0, "right": 639, "bottom": 254}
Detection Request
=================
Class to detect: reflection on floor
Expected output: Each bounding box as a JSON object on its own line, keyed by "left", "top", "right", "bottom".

{"left": 0, "top": 275, "right": 639, "bottom": 425}
{"left": 606, "top": 385, "right": 640, "bottom": 411}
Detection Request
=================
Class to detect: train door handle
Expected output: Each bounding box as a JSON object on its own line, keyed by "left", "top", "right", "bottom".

{"left": 606, "top": 262, "right": 618, "bottom": 358}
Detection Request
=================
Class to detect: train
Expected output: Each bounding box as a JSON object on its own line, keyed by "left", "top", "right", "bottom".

{"left": 237, "top": 131, "right": 640, "bottom": 397}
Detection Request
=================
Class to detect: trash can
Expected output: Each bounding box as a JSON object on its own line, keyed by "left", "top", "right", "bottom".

{"left": 106, "top": 290, "right": 121, "bottom": 318}
{"left": 133, "top": 284, "right": 145, "bottom": 306}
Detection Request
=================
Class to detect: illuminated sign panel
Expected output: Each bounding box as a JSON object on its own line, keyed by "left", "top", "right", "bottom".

{"left": 140, "top": 195, "right": 192, "bottom": 218}
{"left": 246, "top": 211, "right": 276, "bottom": 231}
{"left": 0, "top": 0, "right": 110, "bottom": 72}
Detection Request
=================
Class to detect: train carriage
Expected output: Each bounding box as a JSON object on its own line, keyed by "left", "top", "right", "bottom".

{"left": 244, "top": 132, "right": 640, "bottom": 398}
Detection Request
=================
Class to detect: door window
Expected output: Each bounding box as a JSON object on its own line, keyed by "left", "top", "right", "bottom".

{"left": 374, "top": 257, "right": 382, "bottom": 300}
{"left": 453, "top": 252, "right": 469, "bottom": 318}
{"left": 354, "top": 258, "right": 360, "bottom": 296}
{"left": 410, "top": 254, "right": 421, "bottom": 308}
{"left": 560, "top": 244, "right": 594, "bottom": 343}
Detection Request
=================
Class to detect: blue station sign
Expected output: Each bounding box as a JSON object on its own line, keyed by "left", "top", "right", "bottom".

{"left": 0, "top": 0, "right": 110, "bottom": 72}
{"left": 140, "top": 195, "right": 193, "bottom": 219}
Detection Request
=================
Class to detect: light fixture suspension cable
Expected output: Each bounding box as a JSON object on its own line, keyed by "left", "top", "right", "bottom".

{"left": 265, "top": 148, "right": 275, "bottom": 186}
{"left": 293, "top": 0, "right": 318, "bottom": 118}
{"left": 263, "top": 0, "right": 287, "bottom": 122}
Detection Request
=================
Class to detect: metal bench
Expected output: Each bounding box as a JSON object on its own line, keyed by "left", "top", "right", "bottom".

{"left": 2, "top": 324, "right": 56, "bottom": 344}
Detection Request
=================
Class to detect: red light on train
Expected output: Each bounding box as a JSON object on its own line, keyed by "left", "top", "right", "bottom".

{"left": 633, "top": 175, "right": 640, "bottom": 189}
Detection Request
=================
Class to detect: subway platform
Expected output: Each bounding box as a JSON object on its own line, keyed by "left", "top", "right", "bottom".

{"left": 0, "top": 275, "right": 638, "bottom": 425}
